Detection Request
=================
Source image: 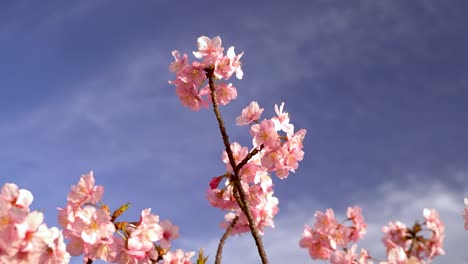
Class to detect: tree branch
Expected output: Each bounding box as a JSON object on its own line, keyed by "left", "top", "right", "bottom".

{"left": 215, "top": 215, "right": 239, "bottom": 264}
{"left": 205, "top": 67, "right": 269, "bottom": 264}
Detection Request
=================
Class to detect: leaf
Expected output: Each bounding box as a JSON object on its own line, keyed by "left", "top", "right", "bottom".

{"left": 196, "top": 248, "right": 209, "bottom": 264}
{"left": 112, "top": 202, "right": 131, "bottom": 221}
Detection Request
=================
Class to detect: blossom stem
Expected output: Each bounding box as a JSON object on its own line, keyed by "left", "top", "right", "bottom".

{"left": 205, "top": 67, "right": 269, "bottom": 264}
{"left": 236, "top": 146, "right": 263, "bottom": 171}
{"left": 215, "top": 215, "right": 239, "bottom": 264}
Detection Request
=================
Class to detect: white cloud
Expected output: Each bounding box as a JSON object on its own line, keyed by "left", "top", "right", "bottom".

{"left": 182, "top": 174, "right": 468, "bottom": 263}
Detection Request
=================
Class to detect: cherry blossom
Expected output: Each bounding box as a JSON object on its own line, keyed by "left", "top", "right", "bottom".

{"left": 463, "top": 198, "right": 468, "bottom": 230}
{"left": 380, "top": 209, "right": 445, "bottom": 263}
{"left": 330, "top": 244, "right": 357, "bottom": 264}
{"left": 67, "top": 171, "right": 104, "bottom": 207}
{"left": 381, "top": 221, "right": 408, "bottom": 253}
{"left": 74, "top": 206, "right": 115, "bottom": 245}
{"left": 169, "top": 50, "right": 188, "bottom": 73}
{"left": 169, "top": 36, "right": 244, "bottom": 111}
{"left": 159, "top": 220, "right": 180, "bottom": 250}
{"left": 0, "top": 183, "right": 70, "bottom": 264}
{"left": 192, "top": 36, "right": 224, "bottom": 62}
{"left": 214, "top": 46, "right": 244, "bottom": 80}
{"left": 162, "top": 249, "right": 195, "bottom": 264}
{"left": 250, "top": 119, "right": 280, "bottom": 149}
{"left": 271, "top": 102, "right": 294, "bottom": 136}
{"left": 299, "top": 207, "right": 367, "bottom": 261}
{"left": 236, "top": 101, "right": 264, "bottom": 126}
{"left": 173, "top": 79, "right": 209, "bottom": 111}
{"left": 347, "top": 206, "right": 367, "bottom": 242}
{"left": 213, "top": 82, "right": 238, "bottom": 105}
{"left": 221, "top": 142, "right": 248, "bottom": 172}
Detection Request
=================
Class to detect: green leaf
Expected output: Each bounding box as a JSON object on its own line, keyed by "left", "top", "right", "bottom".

{"left": 111, "top": 202, "right": 131, "bottom": 221}
{"left": 196, "top": 248, "right": 209, "bottom": 264}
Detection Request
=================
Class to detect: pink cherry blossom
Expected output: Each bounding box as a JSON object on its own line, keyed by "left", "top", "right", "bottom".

{"left": 260, "top": 147, "right": 284, "bottom": 173}
{"left": 330, "top": 244, "right": 357, "bottom": 264}
{"left": 221, "top": 142, "right": 248, "bottom": 172}
{"left": 216, "top": 181, "right": 279, "bottom": 236}
{"left": 313, "top": 209, "right": 338, "bottom": 233}
{"left": 38, "top": 227, "right": 71, "bottom": 264}
{"left": 278, "top": 132, "right": 306, "bottom": 177}
{"left": 163, "top": 249, "right": 195, "bottom": 264}
{"left": 271, "top": 102, "right": 294, "bottom": 136}
{"left": 221, "top": 193, "right": 278, "bottom": 236}
{"left": 236, "top": 101, "right": 264, "bottom": 126}
{"left": 299, "top": 226, "right": 335, "bottom": 259}
{"left": 176, "top": 61, "right": 206, "bottom": 87}
{"left": 300, "top": 207, "right": 370, "bottom": 262}
{"left": 173, "top": 79, "right": 209, "bottom": 111}
{"left": 423, "top": 208, "right": 445, "bottom": 259}
{"left": 127, "top": 209, "right": 163, "bottom": 259}
{"left": 247, "top": 166, "right": 272, "bottom": 193}
{"left": 15, "top": 211, "right": 45, "bottom": 248}
{"left": 380, "top": 209, "right": 445, "bottom": 263}
{"left": 383, "top": 246, "right": 409, "bottom": 264}
{"left": 259, "top": 127, "right": 306, "bottom": 179}
{"left": 423, "top": 208, "right": 444, "bottom": 235}
{"left": 67, "top": 171, "right": 104, "bottom": 207}
{"left": 115, "top": 248, "right": 144, "bottom": 264}
{"left": 192, "top": 36, "right": 224, "bottom": 64}
{"left": 347, "top": 206, "right": 367, "bottom": 241}
{"left": 214, "top": 46, "right": 244, "bottom": 80}
{"left": 464, "top": 198, "right": 468, "bottom": 230}
{"left": 0, "top": 198, "right": 27, "bottom": 251}
{"left": 65, "top": 237, "right": 85, "bottom": 256}
{"left": 206, "top": 184, "right": 238, "bottom": 211}
{"left": 1, "top": 183, "right": 33, "bottom": 209}
{"left": 86, "top": 235, "right": 122, "bottom": 263}
{"left": 0, "top": 183, "right": 70, "bottom": 264}
{"left": 213, "top": 82, "right": 237, "bottom": 105}
{"left": 73, "top": 206, "right": 115, "bottom": 245}
{"left": 381, "top": 221, "right": 408, "bottom": 253}
{"left": 357, "top": 248, "right": 372, "bottom": 263}
{"left": 250, "top": 119, "right": 280, "bottom": 149}
{"left": 169, "top": 35, "right": 244, "bottom": 110}
{"left": 169, "top": 50, "right": 188, "bottom": 73}
{"left": 159, "top": 219, "right": 180, "bottom": 249}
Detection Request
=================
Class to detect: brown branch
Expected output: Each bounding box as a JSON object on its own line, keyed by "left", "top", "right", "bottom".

{"left": 215, "top": 215, "right": 239, "bottom": 264}
{"left": 205, "top": 67, "right": 269, "bottom": 264}
{"left": 235, "top": 145, "right": 263, "bottom": 171}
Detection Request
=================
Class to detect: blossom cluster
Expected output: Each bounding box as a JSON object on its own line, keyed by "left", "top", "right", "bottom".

{"left": 168, "top": 36, "right": 307, "bottom": 236}
{"left": 299, "top": 207, "right": 445, "bottom": 264}
{"left": 299, "top": 207, "right": 369, "bottom": 262}
{"left": 207, "top": 101, "right": 306, "bottom": 235}
{"left": 381, "top": 209, "right": 445, "bottom": 263}
{"left": 0, "top": 183, "right": 70, "bottom": 263}
{"left": 57, "top": 172, "right": 192, "bottom": 264}
{"left": 169, "top": 36, "right": 243, "bottom": 110}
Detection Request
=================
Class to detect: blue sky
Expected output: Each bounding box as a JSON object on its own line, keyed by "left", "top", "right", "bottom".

{"left": 1, "top": 1, "right": 467, "bottom": 263}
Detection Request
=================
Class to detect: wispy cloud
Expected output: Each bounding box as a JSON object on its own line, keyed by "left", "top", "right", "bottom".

{"left": 0, "top": 42, "right": 225, "bottom": 223}
{"left": 181, "top": 173, "right": 468, "bottom": 264}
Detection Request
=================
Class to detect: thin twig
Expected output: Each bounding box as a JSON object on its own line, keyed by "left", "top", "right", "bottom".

{"left": 205, "top": 67, "right": 269, "bottom": 264}
{"left": 236, "top": 146, "right": 263, "bottom": 171}
{"left": 215, "top": 215, "right": 239, "bottom": 264}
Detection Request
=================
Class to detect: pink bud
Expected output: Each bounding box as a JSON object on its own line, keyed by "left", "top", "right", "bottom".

{"left": 209, "top": 176, "right": 224, "bottom": 189}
